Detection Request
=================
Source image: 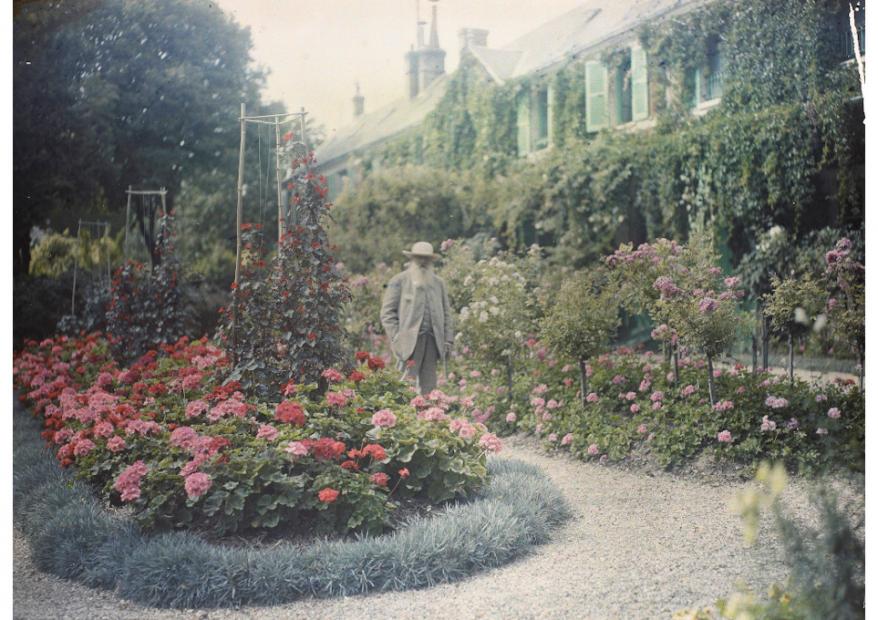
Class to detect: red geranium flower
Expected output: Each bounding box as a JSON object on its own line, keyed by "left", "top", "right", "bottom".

{"left": 275, "top": 400, "right": 306, "bottom": 426}
{"left": 318, "top": 487, "right": 339, "bottom": 503}
{"left": 349, "top": 370, "right": 365, "bottom": 383}
{"left": 355, "top": 351, "right": 370, "bottom": 362}
{"left": 362, "top": 444, "right": 387, "bottom": 461}
{"left": 340, "top": 459, "right": 359, "bottom": 471}
{"left": 370, "top": 472, "right": 390, "bottom": 487}
{"left": 398, "top": 468, "right": 410, "bottom": 479}
{"left": 312, "top": 438, "right": 346, "bottom": 460}
{"left": 368, "top": 356, "right": 385, "bottom": 371}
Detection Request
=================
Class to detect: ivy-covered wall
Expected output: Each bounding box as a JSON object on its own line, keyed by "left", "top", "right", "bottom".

{"left": 339, "top": 0, "right": 864, "bottom": 269}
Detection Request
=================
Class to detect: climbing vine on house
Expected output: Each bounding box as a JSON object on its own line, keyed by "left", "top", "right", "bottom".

{"left": 341, "top": 0, "right": 862, "bottom": 271}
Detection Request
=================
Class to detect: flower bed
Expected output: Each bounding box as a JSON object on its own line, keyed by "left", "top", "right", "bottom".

{"left": 13, "top": 402, "right": 570, "bottom": 609}
{"left": 14, "top": 334, "right": 504, "bottom": 537}
{"left": 437, "top": 346, "right": 864, "bottom": 475}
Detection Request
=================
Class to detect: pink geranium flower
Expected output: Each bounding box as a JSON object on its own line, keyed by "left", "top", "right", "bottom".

{"left": 107, "top": 435, "right": 126, "bottom": 453}
{"left": 478, "top": 433, "right": 503, "bottom": 453}
{"left": 184, "top": 472, "right": 212, "bottom": 500}
{"left": 326, "top": 391, "right": 348, "bottom": 407}
{"left": 371, "top": 409, "right": 397, "bottom": 428}
{"left": 285, "top": 441, "right": 309, "bottom": 458}
{"left": 256, "top": 424, "right": 279, "bottom": 441}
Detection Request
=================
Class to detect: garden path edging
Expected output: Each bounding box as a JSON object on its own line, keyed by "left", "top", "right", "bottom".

{"left": 12, "top": 395, "right": 571, "bottom": 610}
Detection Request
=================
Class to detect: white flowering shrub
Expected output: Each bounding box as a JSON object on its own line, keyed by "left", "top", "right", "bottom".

{"left": 455, "top": 256, "right": 539, "bottom": 377}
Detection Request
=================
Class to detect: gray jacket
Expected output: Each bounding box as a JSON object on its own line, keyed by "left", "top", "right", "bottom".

{"left": 380, "top": 268, "right": 453, "bottom": 361}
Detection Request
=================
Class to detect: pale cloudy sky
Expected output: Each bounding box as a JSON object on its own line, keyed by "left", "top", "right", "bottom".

{"left": 211, "top": 0, "right": 585, "bottom": 135}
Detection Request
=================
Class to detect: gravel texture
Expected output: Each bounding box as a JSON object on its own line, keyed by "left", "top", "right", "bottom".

{"left": 14, "top": 435, "right": 863, "bottom": 620}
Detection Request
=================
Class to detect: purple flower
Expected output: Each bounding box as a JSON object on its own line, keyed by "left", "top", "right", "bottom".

{"left": 786, "top": 418, "right": 800, "bottom": 430}
{"left": 698, "top": 297, "right": 718, "bottom": 314}
{"left": 653, "top": 276, "right": 682, "bottom": 299}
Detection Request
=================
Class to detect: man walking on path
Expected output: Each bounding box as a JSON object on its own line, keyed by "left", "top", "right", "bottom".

{"left": 380, "top": 241, "right": 454, "bottom": 394}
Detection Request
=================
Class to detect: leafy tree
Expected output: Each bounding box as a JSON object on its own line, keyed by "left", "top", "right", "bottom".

{"left": 14, "top": 0, "right": 270, "bottom": 273}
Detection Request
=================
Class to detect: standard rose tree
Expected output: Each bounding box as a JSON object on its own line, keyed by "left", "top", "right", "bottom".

{"left": 763, "top": 273, "right": 828, "bottom": 383}
{"left": 539, "top": 269, "right": 620, "bottom": 407}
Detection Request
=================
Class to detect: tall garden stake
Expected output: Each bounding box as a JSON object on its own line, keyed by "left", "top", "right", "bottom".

{"left": 233, "top": 102, "right": 247, "bottom": 365}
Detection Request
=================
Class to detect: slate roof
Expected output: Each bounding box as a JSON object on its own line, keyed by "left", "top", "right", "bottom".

{"left": 472, "top": 0, "right": 704, "bottom": 82}
{"left": 315, "top": 75, "right": 449, "bottom": 169}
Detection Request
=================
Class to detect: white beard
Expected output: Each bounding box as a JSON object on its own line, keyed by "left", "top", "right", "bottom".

{"left": 408, "top": 262, "right": 433, "bottom": 288}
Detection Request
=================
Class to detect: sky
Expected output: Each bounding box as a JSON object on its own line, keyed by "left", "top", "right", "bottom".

{"left": 211, "top": 0, "right": 586, "bottom": 137}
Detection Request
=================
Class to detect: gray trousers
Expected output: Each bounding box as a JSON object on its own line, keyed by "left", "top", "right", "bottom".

{"left": 400, "top": 332, "right": 440, "bottom": 395}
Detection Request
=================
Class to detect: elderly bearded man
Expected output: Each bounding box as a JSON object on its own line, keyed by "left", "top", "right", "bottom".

{"left": 380, "top": 241, "right": 454, "bottom": 394}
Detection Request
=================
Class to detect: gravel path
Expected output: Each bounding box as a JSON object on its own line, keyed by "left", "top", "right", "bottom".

{"left": 14, "top": 436, "right": 864, "bottom": 620}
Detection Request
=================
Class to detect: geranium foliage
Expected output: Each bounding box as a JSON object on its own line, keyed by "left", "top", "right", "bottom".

{"left": 104, "top": 213, "right": 185, "bottom": 363}
{"left": 14, "top": 335, "right": 500, "bottom": 537}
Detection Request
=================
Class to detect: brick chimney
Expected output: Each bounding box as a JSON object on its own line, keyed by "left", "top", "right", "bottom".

{"left": 458, "top": 27, "right": 488, "bottom": 51}
{"left": 352, "top": 82, "right": 364, "bottom": 118}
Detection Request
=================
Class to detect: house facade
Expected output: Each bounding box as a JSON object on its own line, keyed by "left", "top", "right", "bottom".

{"left": 315, "top": 0, "right": 865, "bottom": 201}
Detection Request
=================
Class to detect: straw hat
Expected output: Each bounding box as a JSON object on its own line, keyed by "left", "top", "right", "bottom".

{"left": 402, "top": 241, "right": 438, "bottom": 259}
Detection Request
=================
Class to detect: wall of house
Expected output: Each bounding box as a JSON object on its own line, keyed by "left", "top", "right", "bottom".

{"left": 333, "top": 0, "right": 865, "bottom": 267}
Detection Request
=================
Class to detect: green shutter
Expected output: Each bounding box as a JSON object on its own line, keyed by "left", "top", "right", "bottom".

{"left": 688, "top": 67, "right": 702, "bottom": 108}
{"left": 585, "top": 60, "right": 607, "bottom": 132}
{"left": 516, "top": 93, "right": 530, "bottom": 155}
{"left": 631, "top": 47, "right": 649, "bottom": 121}
{"left": 546, "top": 84, "right": 555, "bottom": 147}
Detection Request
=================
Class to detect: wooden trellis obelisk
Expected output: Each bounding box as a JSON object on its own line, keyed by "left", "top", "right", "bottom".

{"left": 230, "top": 104, "right": 310, "bottom": 364}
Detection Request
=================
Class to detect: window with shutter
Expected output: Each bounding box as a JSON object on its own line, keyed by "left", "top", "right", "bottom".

{"left": 585, "top": 60, "right": 608, "bottom": 132}
{"left": 615, "top": 55, "right": 632, "bottom": 124}
{"left": 516, "top": 93, "right": 530, "bottom": 155}
{"left": 534, "top": 87, "right": 549, "bottom": 150}
{"left": 632, "top": 47, "right": 649, "bottom": 121}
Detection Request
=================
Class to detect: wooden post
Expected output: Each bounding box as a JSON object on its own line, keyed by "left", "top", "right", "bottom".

{"left": 233, "top": 103, "right": 247, "bottom": 364}
{"left": 105, "top": 224, "right": 111, "bottom": 285}
{"left": 124, "top": 185, "right": 132, "bottom": 258}
{"left": 275, "top": 115, "right": 284, "bottom": 245}
{"left": 71, "top": 219, "right": 82, "bottom": 315}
